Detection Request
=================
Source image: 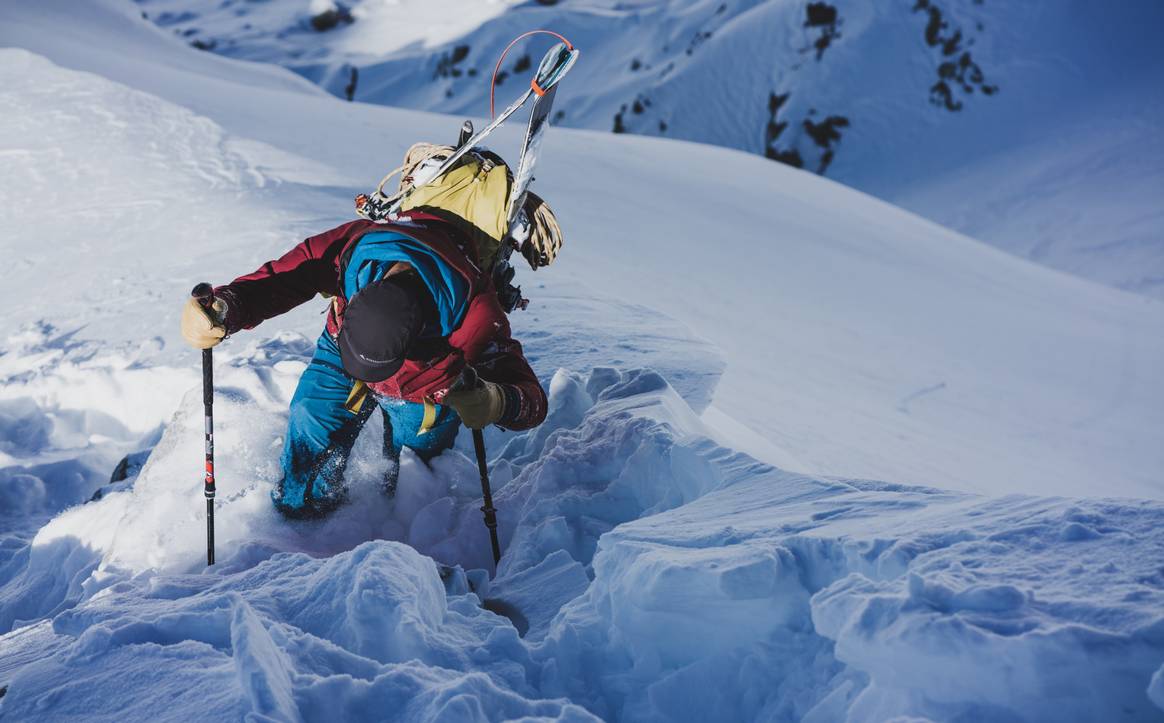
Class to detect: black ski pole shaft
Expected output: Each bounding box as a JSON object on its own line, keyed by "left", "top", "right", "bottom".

{"left": 456, "top": 367, "right": 501, "bottom": 567}
{"left": 192, "top": 283, "right": 216, "bottom": 566}
{"left": 472, "top": 428, "right": 501, "bottom": 566}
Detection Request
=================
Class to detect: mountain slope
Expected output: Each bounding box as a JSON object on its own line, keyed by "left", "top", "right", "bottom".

{"left": 4, "top": 0, "right": 1163, "bottom": 500}
{"left": 2, "top": 1, "right": 1164, "bottom": 720}
{"left": 135, "top": 0, "right": 1164, "bottom": 299}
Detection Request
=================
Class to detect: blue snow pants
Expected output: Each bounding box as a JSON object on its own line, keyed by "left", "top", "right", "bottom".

{"left": 272, "top": 332, "right": 461, "bottom": 518}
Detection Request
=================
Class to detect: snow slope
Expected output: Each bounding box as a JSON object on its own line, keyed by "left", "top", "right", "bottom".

{"left": 6, "top": 0, "right": 1163, "bottom": 499}
{"left": 2, "top": 0, "right": 1164, "bottom": 720}
{"left": 2, "top": 361, "right": 1163, "bottom": 721}
{"left": 138, "top": 0, "right": 1164, "bottom": 299}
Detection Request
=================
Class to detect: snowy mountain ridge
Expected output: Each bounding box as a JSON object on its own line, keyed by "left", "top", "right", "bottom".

{"left": 1, "top": 0, "right": 1163, "bottom": 720}
{"left": 137, "top": 0, "right": 1164, "bottom": 299}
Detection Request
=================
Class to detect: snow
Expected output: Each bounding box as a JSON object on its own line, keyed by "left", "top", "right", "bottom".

{"left": 0, "top": 542, "right": 598, "bottom": 722}
{"left": 2, "top": 0, "right": 1164, "bottom": 720}
{"left": 892, "top": 90, "right": 1164, "bottom": 298}
{"left": 537, "top": 465, "right": 1164, "bottom": 720}
{"left": 29, "top": 0, "right": 1158, "bottom": 498}
{"left": 139, "top": 0, "right": 1164, "bottom": 299}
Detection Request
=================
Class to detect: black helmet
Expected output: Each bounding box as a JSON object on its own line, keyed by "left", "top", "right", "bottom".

{"left": 337, "top": 273, "right": 428, "bottom": 382}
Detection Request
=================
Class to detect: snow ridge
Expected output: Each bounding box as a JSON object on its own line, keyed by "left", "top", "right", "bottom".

{"left": 1, "top": 2, "right": 1163, "bottom": 720}
{"left": 138, "top": 0, "right": 1164, "bottom": 298}
{"left": 3, "top": 360, "right": 1162, "bottom": 721}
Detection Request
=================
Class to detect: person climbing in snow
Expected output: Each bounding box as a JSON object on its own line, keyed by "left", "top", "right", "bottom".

{"left": 179, "top": 142, "right": 562, "bottom": 518}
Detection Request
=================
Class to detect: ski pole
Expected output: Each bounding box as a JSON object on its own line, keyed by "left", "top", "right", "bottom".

{"left": 456, "top": 368, "right": 502, "bottom": 567}
{"left": 192, "top": 283, "right": 217, "bottom": 566}
{"left": 474, "top": 427, "right": 501, "bottom": 566}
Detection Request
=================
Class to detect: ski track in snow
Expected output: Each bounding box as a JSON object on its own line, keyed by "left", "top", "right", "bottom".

{"left": 0, "top": 3, "right": 1163, "bottom": 721}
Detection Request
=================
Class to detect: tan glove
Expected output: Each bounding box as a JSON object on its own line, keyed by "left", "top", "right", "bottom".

{"left": 443, "top": 380, "right": 505, "bottom": 430}
{"left": 181, "top": 296, "right": 228, "bottom": 349}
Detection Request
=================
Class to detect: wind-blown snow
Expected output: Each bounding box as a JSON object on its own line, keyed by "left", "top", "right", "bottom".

{"left": 2, "top": 0, "right": 1163, "bottom": 720}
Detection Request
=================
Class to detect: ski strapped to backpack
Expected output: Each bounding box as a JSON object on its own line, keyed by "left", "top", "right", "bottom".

{"left": 354, "top": 31, "right": 579, "bottom": 312}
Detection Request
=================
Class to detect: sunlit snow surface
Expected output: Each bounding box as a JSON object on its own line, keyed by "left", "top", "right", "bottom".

{"left": 133, "top": 0, "right": 1164, "bottom": 299}
{"left": 1, "top": 1, "right": 1164, "bottom": 720}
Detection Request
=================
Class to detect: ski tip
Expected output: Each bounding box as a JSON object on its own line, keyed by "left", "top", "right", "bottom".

{"left": 531, "top": 43, "right": 579, "bottom": 95}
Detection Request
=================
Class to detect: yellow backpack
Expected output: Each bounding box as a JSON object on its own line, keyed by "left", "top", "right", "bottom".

{"left": 355, "top": 142, "right": 562, "bottom": 274}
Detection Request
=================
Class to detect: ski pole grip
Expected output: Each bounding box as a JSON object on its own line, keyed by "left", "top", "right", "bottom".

{"left": 452, "top": 366, "right": 481, "bottom": 392}
{"left": 192, "top": 282, "right": 215, "bottom": 309}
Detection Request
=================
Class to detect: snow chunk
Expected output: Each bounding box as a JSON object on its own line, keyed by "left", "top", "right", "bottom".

{"left": 0, "top": 541, "right": 595, "bottom": 721}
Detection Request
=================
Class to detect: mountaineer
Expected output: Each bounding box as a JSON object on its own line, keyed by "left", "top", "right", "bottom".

{"left": 180, "top": 142, "right": 563, "bottom": 518}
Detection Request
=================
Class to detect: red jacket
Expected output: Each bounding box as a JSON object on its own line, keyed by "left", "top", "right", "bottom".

{"left": 215, "top": 213, "right": 547, "bottom": 430}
